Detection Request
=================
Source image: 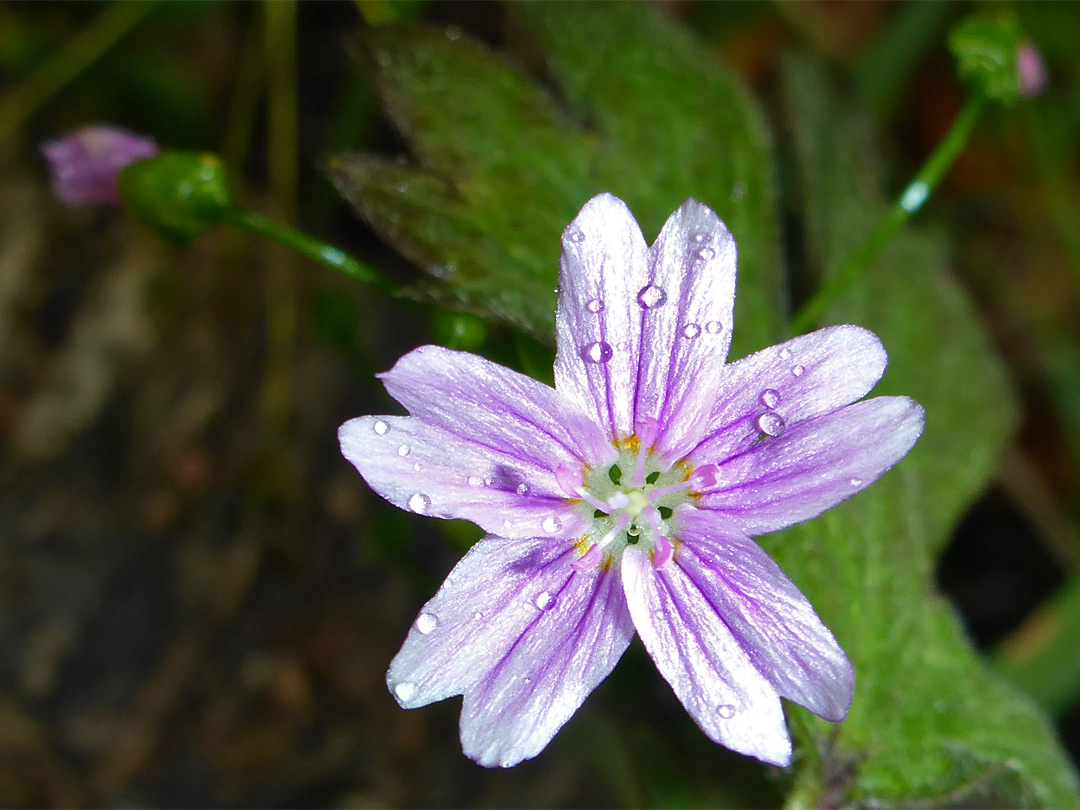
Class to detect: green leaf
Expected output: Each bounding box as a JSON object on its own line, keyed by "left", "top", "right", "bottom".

{"left": 774, "top": 52, "right": 1079, "bottom": 807}
{"left": 332, "top": 2, "right": 782, "bottom": 352}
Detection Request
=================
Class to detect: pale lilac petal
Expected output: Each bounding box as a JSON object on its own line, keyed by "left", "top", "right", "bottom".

{"left": 664, "top": 325, "right": 888, "bottom": 465}
{"left": 380, "top": 345, "right": 615, "bottom": 469}
{"left": 340, "top": 416, "right": 588, "bottom": 539}
{"left": 387, "top": 535, "right": 635, "bottom": 767}
{"left": 698, "top": 397, "right": 925, "bottom": 534}
{"left": 554, "top": 193, "right": 650, "bottom": 440}
{"left": 636, "top": 200, "right": 737, "bottom": 441}
{"left": 621, "top": 545, "right": 792, "bottom": 766}
{"left": 674, "top": 509, "right": 853, "bottom": 721}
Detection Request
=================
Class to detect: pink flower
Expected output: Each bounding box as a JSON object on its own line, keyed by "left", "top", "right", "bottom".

{"left": 1017, "top": 42, "right": 1047, "bottom": 98}
{"left": 41, "top": 125, "right": 158, "bottom": 206}
{"left": 340, "top": 194, "right": 924, "bottom": 767}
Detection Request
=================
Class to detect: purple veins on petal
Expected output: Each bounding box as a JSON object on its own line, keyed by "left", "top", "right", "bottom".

{"left": 338, "top": 192, "right": 926, "bottom": 770}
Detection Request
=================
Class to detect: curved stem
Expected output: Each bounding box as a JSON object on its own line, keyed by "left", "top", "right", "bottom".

{"left": 221, "top": 207, "right": 391, "bottom": 291}
{"left": 791, "top": 93, "right": 986, "bottom": 335}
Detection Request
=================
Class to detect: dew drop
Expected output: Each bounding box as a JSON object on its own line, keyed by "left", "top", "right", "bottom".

{"left": 473, "top": 611, "right": 484, "bottom": 620}
{"left": 396, "top": 182, "right": 408, "bottom": 193}
{"left": 696, "top": 246, "right": 716, "bottom": 261}
{"left": 397, "top": 444, "right": 411, "bottom": 457}
{"left": 637, "top": 284, "right": 667, "bottom": 309}
{"left": 415, "top": 612, "right": 438, "bottom": 634}
{"left": 467, "top": 475, "right": 484, "bottom": 487}
{"left": 705, "top": 320, "right": 723, "bottom": 335}
{"left": 413, "top": 462, "right": 423, "bottom": 472}
{"left": 582, "top": 341, "right": 613, "bottom": 364}
{"left": 567, "top": 228, "right": 585, "bottom": 243}
{"left": 586, "top": 297, "right": 604, "bottom": 314}
{"left": 542, "top": 516, "right": 562, "bottom": 534}
{"left": 760, "top": 389, "right": 781, "bottom": 409}
{"left": 691, "top": 232, "right": 707, "bottom": 243}
{"left": 445, "top": 25, "right": 462, "bottom": 41}
{"left": 394, "top": 681, "right": 417, "bottom": 701}
{"left": 849, "top": 477, "right": 864, "bottom": 487}
{"left": 682, "top": 323, "right": 702, "bottom": 339}
{"left": 534, "top": 591, "right": 555, "bottom": 610}
{"left": 717, "top": 704, "right": 737, "bottom": 719}
{"left": 757, "top": 412, "right": 786, "bottom": 437}
{"left": 408, "top": 492, "right": 431, "bottom": 513}
{"left": 792, "top": 364, "right": 805, "bottom": 377}
{"left": 779, "top": 348, "right": 792, "bottom": 361}
{"left": 373, "top": 420, "right": 390, "bottom": 435}
{"left": 516, "top": 482, "right": 530, "bottom": 496}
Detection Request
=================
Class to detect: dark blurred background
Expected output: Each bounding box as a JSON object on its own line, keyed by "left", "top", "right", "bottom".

{"left": 1, "top": 1, "right": 1080, "bottom": 806}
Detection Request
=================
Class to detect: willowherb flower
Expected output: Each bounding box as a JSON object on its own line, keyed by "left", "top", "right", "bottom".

{"left": 41, "top": 125, "right": 158, "bottom": 206}
{"left": 339, "top": 194, "right": 924, "bottom": 767}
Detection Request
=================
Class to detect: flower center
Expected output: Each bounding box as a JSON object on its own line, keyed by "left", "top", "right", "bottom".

{"left": 556, "top": 426, "right": 718, "bottom": 571}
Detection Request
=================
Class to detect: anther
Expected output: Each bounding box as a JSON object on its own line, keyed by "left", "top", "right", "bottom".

{"left": 555, "top": 463, "right": 611, "bottom": 513}
{"left": 652, "top": 535, "right": 673, "bottom": 569}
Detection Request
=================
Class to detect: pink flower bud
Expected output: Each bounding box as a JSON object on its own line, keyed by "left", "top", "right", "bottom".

{"left": 1017, "top": 43, "right": 1047, "bottom": 98}
{"left": 41, "top": 125, "right": 158, "bottom": 206}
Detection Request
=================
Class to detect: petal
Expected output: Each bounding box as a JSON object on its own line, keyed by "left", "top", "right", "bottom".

{"left": 380, "top": 345, "right": 615, "bottom": 469}
{"left": 621, "top": 545, "right": 792, "bottom": 766}
{"left": 554, "top": 193, "right": 650, "bottom": 439}
{"left": 674, "top": 509, "right": 853, "bottom": 721}
{"left": 662, "top": 325, "right": 888, "bottom": 465}
{"left": 698, "top": 396, "right": 925, "bottom": 534}
{"left": 386, "top": 535, "right": 635, "bottom": 768}
{"left": 636, "top": 200, "right": 737, "bottom": 440}
{"left": 339, "top": 415, "right": 589, "bottom": 539}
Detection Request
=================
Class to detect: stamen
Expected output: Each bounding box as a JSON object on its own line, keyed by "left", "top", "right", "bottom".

{"left": 555, "top": 463, "right": 612, "bottom": 513}
{"left": 597, "top": 513, "right": 632, "bottom": 552}
{"left": 573, "top": 544, "right": 603, "bottom": 570}
{"left": 629, "top": 416, "right": 661, "bottom": 486}
{"left": 646, "top": 464, "right": 721, "bottom": 501}
{"left": 639, "top": 504, "right": 661, "bottom": 529}
{"left": 652, "top": 535, "right": 673, "bottom": 569}
{"left": 555, "top": 463, "right": 583, "bottom": 498}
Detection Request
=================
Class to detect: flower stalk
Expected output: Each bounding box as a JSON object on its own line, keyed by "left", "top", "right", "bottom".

{"left": 791, "top": 92, "right": 985, "bottom": 335}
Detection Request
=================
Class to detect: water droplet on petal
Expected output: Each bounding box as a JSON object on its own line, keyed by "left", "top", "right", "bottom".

{"left": 779, "top": 348, "right": 792, "bottom": 360}
{"left": 717, "top": 704, "right": 737, "bottom": 719}
{"left": 792, "top": 365, "right": 805, "bottom": 377}
{"left": 534, "top": 591, "right": 555, "bottom": 610}
{"left": 682, "top": 323, "right": 701, "bottom": 339}
{"left": 542, "top": 516, "right": 562, "bottom": 534}
{"left": 696, "top": 246, "right": 715, "bottom": 261}
{"left": 473, "top": 611, "right": 483, "bottom": 620}
{"left": 705, "top": 320, "right": 723, "bottom": 335}
{"left": 394, "top": 681, "right": 417, "bottom": 701}
{"left": 413, "top": 462, "right": 423, "bottom": 472}
{"left": 415, "top": 613, "right": 438, "bottom": 634}
{"left": 757, "top": 412, "right": 786, "bottom": 437}
{"left": 760, "top": 389, "right": 780, "bottom": 409}
{"left": 850, "top": 477, "right": 864, "bottom": 487}
{"left": 408, "top": 493, "right": 430, "bottom": 513}
{"left": 582, "top": 341, "right": 613, "bottom": 364}
{"left": 586, "top": 298, "right": 604, "bottom": 314}
{"left": 516, "top": 482, "right": 530, "bottom": 496}
{"left": 467, "top": 476, "right": 484, "bottom": 487}
{"left": 373, "top": 420, "right": 390, "bottom": 435}
{"left": 637, "top": 284, "right": 667, "bottom": 309}
{"left": 691, "top": 232, "right": 707, "bottom": 243}
{"left": 567, "top": 228, "right": 585, "bottom": 243}
{"left": 397, "top": 444, "right": 410, "bottom": 457}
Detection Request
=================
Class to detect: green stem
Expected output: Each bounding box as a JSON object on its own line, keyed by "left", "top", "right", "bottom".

{"left": 791, "top": 93, "right": 986, "bottom": 335}
{"left": 0, "top": 1, "right": 156, "bottom": 146}
{"left": 221, "top": 207, "right": 390, "bottom": 291}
